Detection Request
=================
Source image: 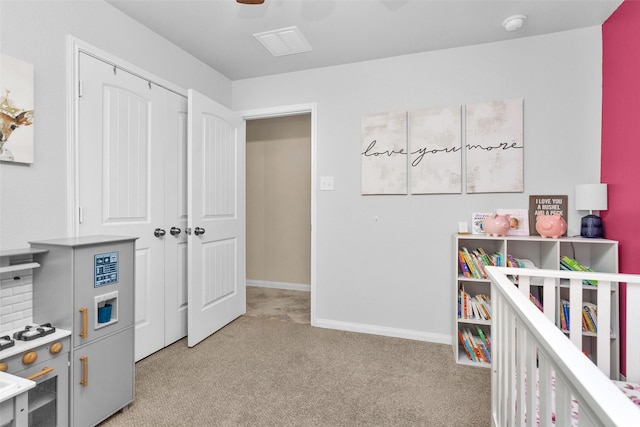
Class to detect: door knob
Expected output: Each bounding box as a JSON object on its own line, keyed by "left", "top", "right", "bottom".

{"left": 194, "top": 227, "right": 206, "bottom": 236}
{"left": 170, "top": 227, "right": 181, "bottom": 236}
{"left": 154, "top": 228, "right": 166, "bottom": 237}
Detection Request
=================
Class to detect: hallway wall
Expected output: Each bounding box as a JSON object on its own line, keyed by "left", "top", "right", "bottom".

{"left": 246, "top": 114, "right": 311, "bottom": 287}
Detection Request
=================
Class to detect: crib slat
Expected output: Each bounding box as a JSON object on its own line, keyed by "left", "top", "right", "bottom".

{"left": 626, "top": 281, "right": 640, "bottom": 383}
{"left": 525, "top": 335, "right": 537, "bottom": 427}
{"left": 516, "top": 323, "right": 526, "bottom": 426}
{"left": 543, "top": 277, "right": 556, "bottom": 324}
{"left": 597, "top": 280, "right": 611, "bottom": 378}
{"left": 569, "top": 278, "right": 583, "bottom": 349}
{"left": 507, "top": 307, "right": 517, "bottom": 424}
{"left": 519, "top": 275, "right": 530, "bottom": 299}
{"left": 538, "top": 356, "right": 552, "bottom": 426}
{"left": 554, "top": 374, "right": 572, "bottom": 427}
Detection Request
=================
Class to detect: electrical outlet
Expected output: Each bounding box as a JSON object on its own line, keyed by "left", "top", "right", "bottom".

{"left": 320, "top": 176, "right": 334, "bottom": 191}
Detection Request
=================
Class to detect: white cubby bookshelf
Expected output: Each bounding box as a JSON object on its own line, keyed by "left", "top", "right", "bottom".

{"left": 452, "top": 234, "right": 619, "bottom": 368}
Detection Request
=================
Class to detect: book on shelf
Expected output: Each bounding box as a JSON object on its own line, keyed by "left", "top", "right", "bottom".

{"left": 560, "top": 256, "right": 598, "bottom": 286}
{"left": 529, "top": 293, "right": 543, "bottom": 312}
{"left": 458, "top": 288, "right": 491, "bottom": 321}
{"left": 460, "top": 247, "right": 481, "bottom": 278}
{"left": 583, "top": 302, "right": 598, "bottom": 333}
{"left": 559, "top": 300, "right": 598, "bottom": 333}
{"left": 471, "top": 252, "right": 488, "bottom": 278}
{"left": 458, "top": 246, "right": 499, "bottom": 279}
{"left": 458, "top": 251, "right": 472, "bottom": 278}
{"left": 464, "top": 328, "right": 484, "bottom": 363}
{"left": 560, "top": 299, "right": 570, "bottom": 331}
{"left": 458, "top": 327, "right": 491, "bottom": 363}
{"left": 458, "top": 330, "right": 476, "bottom": 362}
{"left": 476, "top": 325, "right": 491, "bottom": 351}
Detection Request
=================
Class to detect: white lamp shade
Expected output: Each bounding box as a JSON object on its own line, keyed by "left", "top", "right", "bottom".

{"left": 575, "top": 183, "right": 608, "bottom": 211}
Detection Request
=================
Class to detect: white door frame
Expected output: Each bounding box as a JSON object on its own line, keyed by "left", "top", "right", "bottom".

{"left": 66, "top": 36, "right": 187, "bottom": 235}
{"left": 241, "top": 104, "right": 318, "bottom": 327}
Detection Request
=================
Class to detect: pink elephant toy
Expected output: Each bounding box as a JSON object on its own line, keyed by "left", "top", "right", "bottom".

{"left": 482, "top": 214, "right": 511, "bottom": 237}
{"left": 535, "top": 213, "right": 567, "bottom": 238}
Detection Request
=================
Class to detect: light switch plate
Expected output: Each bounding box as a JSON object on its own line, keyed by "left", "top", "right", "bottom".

{"left": 320, "top": 176, "right": 334, "bottom": 191}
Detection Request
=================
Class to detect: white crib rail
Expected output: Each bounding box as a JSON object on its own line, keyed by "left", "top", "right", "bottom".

{"left": 487, "top": 266, "right": 640, "bottom": 427}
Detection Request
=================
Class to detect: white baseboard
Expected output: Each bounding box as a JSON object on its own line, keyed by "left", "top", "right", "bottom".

{"left": 247, "top": 280, "right": 310, "bottom": 292}
{"left": 247, "top": 282, "right": 450, "bottom": 345}
{"left": 312, "top": 318, "right": 451, "bottom": 345}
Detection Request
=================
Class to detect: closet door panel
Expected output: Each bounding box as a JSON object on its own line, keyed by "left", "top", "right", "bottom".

{"left": 164, "top": 96, "right": 189, "bottom": 345}
{"left": 77, "top": 53, "right": 166, "bottom": 361}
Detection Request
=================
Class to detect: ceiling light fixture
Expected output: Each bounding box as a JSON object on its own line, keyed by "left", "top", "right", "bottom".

{"left": 502, "top": 14, "right": 527, "bottom": 32}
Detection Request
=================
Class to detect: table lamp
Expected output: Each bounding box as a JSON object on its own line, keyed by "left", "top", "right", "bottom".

{"left": 575, "top": 183, "right": 608, "bottom": 238}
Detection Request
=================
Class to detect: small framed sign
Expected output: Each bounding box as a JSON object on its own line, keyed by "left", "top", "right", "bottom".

{"left": 528, "top": 195, "right": 568, "bottom": 236}
{"left": 496, "top": 208, "right": 530, "bottom": 236}
{"left": 471, "top": 212, "right": 492, "bottom": 234}
{"left": 458, "top": 221, "right": 470, "bottom": 234}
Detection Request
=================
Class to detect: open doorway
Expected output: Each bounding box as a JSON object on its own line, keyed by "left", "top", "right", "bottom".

{"left": 245, "top": 113, "right": 313, "bottom": 324}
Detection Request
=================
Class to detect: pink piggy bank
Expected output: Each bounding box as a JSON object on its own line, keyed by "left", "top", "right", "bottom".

{"left": 535, "top": 213, "right": 567, "bottom": 238}
{"left": 482, "top": 214, "right": 511, "bottom": 237}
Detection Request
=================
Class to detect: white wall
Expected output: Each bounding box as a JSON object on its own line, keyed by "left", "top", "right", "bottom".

{"left": 0, "top": 0, "right": 231, "bottom": 248}
{"left": 233, "top": 28, "right": 604, "bottom": 342}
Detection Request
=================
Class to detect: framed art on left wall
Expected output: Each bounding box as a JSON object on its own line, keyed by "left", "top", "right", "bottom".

{"left": 0, "top": 53, "right": 35, "bottom": 164}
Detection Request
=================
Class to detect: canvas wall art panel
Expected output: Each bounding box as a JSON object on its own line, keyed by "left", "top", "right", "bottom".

{"left": 465, "top": 98, "right": 523, "bottom": 193}
{"left": 0, "top": 53, "right": 35, "bottom": 164}
{"left": 409, "top": 105, "right": 462, "bottom": 194}
{"left": 361, "top": 111, "right": 408, "bottom": 195}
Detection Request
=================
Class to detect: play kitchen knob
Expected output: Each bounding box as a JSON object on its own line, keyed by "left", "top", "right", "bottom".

{"left": 154, "top": 228, "right": 166, "bottom": 238}
{"left": 170, "top": 227, "right": 181, "bottom": 236}
{"left": 0, "top": 362, "right": 7, "bottom": 372}
{"left": 194, "top": 227, "right": 206, "bottom": 236}
{"left": 22, "top": 351, "right": 37, "bottom": 365}
{"left": 50, "top": 341, "right": 63, "bottom": 354}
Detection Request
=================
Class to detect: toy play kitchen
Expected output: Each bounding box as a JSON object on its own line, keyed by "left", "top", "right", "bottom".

{"left": 0, "top": 235, "right": 135, "bottom": 426}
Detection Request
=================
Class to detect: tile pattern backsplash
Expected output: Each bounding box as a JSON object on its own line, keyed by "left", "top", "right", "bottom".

{"left": 0, "top": 274, "right": 33, "bottom": 333}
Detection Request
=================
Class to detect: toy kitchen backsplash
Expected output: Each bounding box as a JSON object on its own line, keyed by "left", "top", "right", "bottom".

{"left": 0, "top": 273, "right": 33, "bottom": 333}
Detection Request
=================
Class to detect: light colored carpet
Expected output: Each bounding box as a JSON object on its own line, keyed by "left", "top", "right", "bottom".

{"left": 99, "top": 289, "right": 491, "bottom": 426}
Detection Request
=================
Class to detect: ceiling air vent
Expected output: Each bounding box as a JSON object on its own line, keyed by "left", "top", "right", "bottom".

{"left": 253, "top": 26, "right": 313, "bottom": 57}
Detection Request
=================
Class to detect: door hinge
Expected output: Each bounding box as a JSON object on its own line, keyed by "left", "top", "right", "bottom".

{"left": 78, "top": 80, "right": 83, "bottom": 98}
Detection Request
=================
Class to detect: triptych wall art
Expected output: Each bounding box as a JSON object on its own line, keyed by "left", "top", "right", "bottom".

{"left": 361, "top": 98, "right": 523, "bottom": 195}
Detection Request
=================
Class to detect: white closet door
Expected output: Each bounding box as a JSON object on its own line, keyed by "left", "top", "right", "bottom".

{"left": 163, "top": 96, "right": 189, "bottom": 345}
{"left": 77, "top": 53, "right": 167, "bottom": 360}
{"left": 187, "top": 89, "right": 246, "bottom": 347}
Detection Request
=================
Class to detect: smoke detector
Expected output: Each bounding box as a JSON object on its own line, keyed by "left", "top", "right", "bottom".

{"left": 503, "top": 15, "right": 527, "bottom": 32}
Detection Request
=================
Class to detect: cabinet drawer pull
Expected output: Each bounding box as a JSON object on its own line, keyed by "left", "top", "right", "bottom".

{"left": 27, "top": 367, "right": 54, "bottom": 381}
{"left": 79, "top": 307, "right": 88, "bottom": 338}
{"left": 79, "top": 355, "right": 88, "bottom": 387}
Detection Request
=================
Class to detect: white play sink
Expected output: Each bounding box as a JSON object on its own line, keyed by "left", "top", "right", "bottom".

{"left": 0, "top": 372, "right": 35, "bottom": 403}
{"left": 0, "top": 379, "right": 18, "bottom": 394}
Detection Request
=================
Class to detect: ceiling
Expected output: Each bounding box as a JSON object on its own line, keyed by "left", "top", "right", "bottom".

{"left": 106, "top": 0, "right": 623, "bottom": 81}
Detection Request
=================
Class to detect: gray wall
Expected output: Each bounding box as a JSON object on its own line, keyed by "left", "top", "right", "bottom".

{"left": 233, "top": 28, "right": 603, "bottom": 342}
{"left": 0, "top": 0, "right": 231, "bottom": 248}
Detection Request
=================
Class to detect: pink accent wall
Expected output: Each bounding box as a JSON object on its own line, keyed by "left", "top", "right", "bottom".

{"left": 602, "top": 0, "right": 640, "bottom": 375}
